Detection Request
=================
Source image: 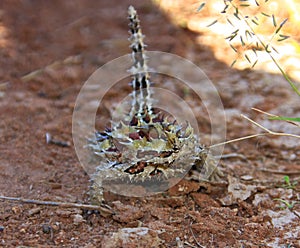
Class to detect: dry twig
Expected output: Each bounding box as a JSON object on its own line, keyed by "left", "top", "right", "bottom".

{"left": 241, "top": 114, "right": 300, "bottom": 139}
{"left": 0, "top": 195, "right": 113, "bottom": 217}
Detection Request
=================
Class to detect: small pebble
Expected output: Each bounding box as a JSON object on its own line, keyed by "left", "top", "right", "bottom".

{"left": 42, "top": 224, "right": 52, "bottom": 234}
{"left": 73, "top": 214, "right": 85, "bottom": 225}
{"left": 56, "top": 210, "right": 72, "bottom": 217}
{"left": 11, "top": 206, "right": 21, "bottom": 214}
{"left": 289, "top": 153, "right": 296, "bottom": 160}
{"left": 241, "top": 175, "right": 253, "bottom": 181}
{"left": 51, "top": 222, "right": 60, "bottom": 231}
{"left": 28, "top": 207, "right": 41, "bottom": 216}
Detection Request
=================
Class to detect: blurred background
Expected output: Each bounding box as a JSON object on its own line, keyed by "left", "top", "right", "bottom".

{"left": 155, "top": 0, "right": 300, "bottom": 80}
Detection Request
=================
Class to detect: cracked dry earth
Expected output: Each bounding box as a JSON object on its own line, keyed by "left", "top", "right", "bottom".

{"left": 0, "top": 0, "right": 299, "bottom": 247}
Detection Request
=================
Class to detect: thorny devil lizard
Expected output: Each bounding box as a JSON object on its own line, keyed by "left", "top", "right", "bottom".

{"left": 88, "top": 6, "right": 223, "bottom": 205}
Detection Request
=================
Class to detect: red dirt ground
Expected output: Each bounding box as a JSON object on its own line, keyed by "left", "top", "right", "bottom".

{"left": 0, "top": 1, "right": 299, "bottom": 247}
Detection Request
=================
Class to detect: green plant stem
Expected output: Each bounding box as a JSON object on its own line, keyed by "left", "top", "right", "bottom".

{"left": 269, "top": 54, "right": 300, "bottom": 96}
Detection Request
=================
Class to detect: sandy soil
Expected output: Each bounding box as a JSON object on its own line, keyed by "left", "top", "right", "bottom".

{"left": 0, "top": 0, "right": 299, "bottom": 247}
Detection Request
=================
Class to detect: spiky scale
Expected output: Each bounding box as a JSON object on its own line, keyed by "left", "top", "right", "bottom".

{"left": 88, "top": 6, "right": 222, "bottom": 204}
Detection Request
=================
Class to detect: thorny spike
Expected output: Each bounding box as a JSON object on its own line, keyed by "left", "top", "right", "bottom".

{"left": 128, "top": 6, "right": 153, "bottom": 122}
{"left": 88, "top": 6, "right": 223, "bottom": 205}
